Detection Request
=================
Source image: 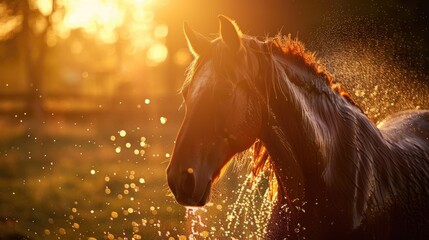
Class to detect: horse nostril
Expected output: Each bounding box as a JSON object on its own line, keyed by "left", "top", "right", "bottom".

{"left": 181, "top": 169, "right": 196, "bottom": 197}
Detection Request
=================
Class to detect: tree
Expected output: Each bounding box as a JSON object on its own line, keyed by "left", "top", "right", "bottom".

{"left": 19, "top": 0, "right": 57, "bottom": 135}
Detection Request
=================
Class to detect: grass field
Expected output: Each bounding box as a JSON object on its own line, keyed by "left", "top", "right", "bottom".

{"left": 0, "top": 120, "right": 188, "bottom": 239}
{"left": 0, "top": 103, "right": 271, "bottom": 240}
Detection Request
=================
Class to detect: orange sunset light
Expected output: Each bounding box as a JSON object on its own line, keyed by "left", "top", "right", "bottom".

{"left": 34, "top": 0, "right": 168, "bottom": 64}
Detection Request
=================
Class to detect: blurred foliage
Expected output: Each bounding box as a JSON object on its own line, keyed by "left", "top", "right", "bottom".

{"left": 0, "top": 0, "right": 186, "bottom": 129}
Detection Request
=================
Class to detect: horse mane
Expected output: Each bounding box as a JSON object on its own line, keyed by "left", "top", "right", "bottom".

{"left": 271, "top": 34, "right": 359, "bottom": 107}
{"left": 250, "top": 34, "right": 363, "bottom": 179}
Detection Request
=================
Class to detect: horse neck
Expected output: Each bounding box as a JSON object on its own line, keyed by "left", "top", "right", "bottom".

{"left": 259, "top": 53, "right": 389, "bottom": 228}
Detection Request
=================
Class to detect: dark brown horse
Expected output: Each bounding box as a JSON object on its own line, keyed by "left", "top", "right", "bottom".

{"left": 166, "top": 15, "right": 429, "bottom": 239}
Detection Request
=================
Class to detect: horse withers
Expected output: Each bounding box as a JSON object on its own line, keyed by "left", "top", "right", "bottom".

{"left": 166, "top": 15, "right": 429, "bottom": 239}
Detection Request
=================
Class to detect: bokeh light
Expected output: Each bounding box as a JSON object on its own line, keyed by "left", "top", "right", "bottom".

{"left": 0, "top": 3, "right": 23, "bottom": 40}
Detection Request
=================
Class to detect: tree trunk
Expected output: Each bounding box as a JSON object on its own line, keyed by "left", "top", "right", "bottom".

{"left": 20, "top": 0, "right": 55, "bottom": 136}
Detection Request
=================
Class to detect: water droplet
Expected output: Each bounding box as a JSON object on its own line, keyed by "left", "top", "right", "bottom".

{"left": 58, "top": 227, "right": 66, "bottom": 235}
{"left": 107, "top": 233, "right": 114, "bottom": 240}
{"left": 119, "top": 130, "right": 126, "bottom": 137}
{"left": 73, "top": 222, "right": 80, "bottom": 229}
{"left": 200, "top": 230, "right": 209, "bottom": 238}
{"left": 115, "top": 146, "right": 121, "bottom": 153}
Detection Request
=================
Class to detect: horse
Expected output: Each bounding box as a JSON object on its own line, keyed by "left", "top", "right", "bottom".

{"left": 166, "top": 15, "right": 429, "bottom": 239}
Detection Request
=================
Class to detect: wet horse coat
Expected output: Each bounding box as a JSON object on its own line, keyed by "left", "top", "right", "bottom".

{"left": 166, "top": 16, "right": 429, "bottom": 239}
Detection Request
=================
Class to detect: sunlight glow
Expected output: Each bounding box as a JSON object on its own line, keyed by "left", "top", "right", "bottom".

{"left": 154, "top": 24, "right": 168, "bottom": 38}
{"left": 35, "top": 0, "right": 53, "bottom": 16}
{"left": 37, "top": 0, "right": 169, "bottom": 65}
{"left": 0, "top": 4, "right": 23, "bottom": 40}
{"left": 62, "top": 0, "right": 124, "bottom": 30}
{"left": 147, "top": 43, "right": 168, "bottom": 65}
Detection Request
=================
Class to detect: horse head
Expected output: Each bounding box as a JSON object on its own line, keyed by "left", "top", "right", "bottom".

{"left": 166, "top": 16, "right": 264, "bottom": 206}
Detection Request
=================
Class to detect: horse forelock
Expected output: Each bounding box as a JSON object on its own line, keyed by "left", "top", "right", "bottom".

{"left": 181, "top": 37, "right": 257, "bottom": 94}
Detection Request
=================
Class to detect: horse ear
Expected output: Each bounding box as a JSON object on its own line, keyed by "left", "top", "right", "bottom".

{"left": 183, "top": 22, "right": 210, "bottom": 57}
{"left": 218, "top": 15, "right": 242, "bottom": 51}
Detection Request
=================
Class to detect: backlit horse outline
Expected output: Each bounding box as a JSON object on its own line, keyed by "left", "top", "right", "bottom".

{"left": 167, "top": 15, "right": 429, "bottom": 239}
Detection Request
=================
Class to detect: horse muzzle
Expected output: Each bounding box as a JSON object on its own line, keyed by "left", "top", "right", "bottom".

{"left": 167, "top": 166, "right": 212, "bottom": 206}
